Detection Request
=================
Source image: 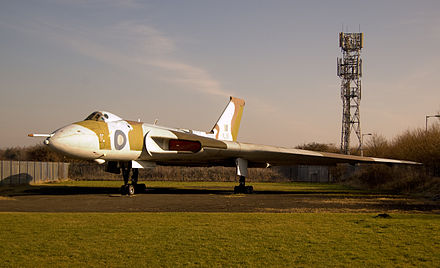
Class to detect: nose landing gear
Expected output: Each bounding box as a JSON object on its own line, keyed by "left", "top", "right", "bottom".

{"left": 121, "top": 184, "right": 135, "bottom": 195}
{"left": 120, "top": 166, "right": 146, "bottom": 195}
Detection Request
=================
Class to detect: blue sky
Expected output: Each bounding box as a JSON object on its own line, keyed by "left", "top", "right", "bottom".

{"left": 1, "top": 0, "right": 439, "bottom": 148}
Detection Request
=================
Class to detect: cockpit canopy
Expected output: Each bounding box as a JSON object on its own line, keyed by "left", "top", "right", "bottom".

{"left": 85, "top": 111, "right": 122, "bottom": 122}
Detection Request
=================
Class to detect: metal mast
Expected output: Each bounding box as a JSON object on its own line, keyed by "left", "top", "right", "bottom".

{"left": 337, "top": 32, "right": 363, "bottom": 154}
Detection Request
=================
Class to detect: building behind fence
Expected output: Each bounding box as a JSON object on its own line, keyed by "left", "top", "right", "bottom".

{"left": 0, "top": 160, "right": 70, "bottom": 185}
{"left": 275, "top": 165, "right": 331, "bottom": 183}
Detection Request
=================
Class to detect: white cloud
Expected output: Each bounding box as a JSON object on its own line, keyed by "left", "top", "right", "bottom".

{"left": 146, "top": 59, "right": 232, "bottom": 97}
{"left": 7, "top": 16, "right": 233, "bottom": 97}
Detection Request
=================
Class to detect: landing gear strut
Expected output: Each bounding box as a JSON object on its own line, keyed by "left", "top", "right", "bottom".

{"left": 233, "top": 158, "right": 253, "bottom": 194}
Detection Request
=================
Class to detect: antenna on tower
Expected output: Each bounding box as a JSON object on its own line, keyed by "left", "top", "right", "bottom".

{"left": 337, "top": 31, "right": 364, "bottom": 155}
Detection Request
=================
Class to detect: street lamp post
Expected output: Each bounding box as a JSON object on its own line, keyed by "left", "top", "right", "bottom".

{"left": 361, "top": 133, "right": 372, "bottom": 157}
{"left": 425, "top": 115, "right": 440, "bottom": 131}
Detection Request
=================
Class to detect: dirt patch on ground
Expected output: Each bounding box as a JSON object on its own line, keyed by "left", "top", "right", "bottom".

{"left": 0, "top": 185, "right": 438, "bottom": 213}
{"left": 0, "top": 196, "right": 15, "bottom": 201}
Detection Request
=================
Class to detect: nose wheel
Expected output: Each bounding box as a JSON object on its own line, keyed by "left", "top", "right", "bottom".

{"left": 120, "top": 184, "right": 135, "bottom": 195}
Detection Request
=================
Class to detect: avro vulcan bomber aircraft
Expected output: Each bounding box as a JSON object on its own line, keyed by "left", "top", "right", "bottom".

{"left": 30, "top": 97, "right": 419, "bottom": 195}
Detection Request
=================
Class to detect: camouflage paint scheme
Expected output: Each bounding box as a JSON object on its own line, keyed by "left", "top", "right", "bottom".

{"left": 38, "top": 96, "right": 419, "bottom": 170}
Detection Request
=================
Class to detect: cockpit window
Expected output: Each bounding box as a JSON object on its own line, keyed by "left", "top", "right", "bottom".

{"left": 85, "top": 112, "right": 106, "bottom": 121}
{"left": 84, "top": 111, "right": 122, "bottom": 122}
{"left": 85, "top": 112, "right": 97, "bottom": 120}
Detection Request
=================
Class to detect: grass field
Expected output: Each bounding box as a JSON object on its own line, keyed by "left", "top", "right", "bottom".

{"left": 0, "top": 181, "right": 439, "bottom": 267}
{"left": 0, "top": 213, "right": 438, "bottom": 267}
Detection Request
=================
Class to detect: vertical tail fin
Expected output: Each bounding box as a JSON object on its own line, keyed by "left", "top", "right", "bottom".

{"left": 209, "top": 96, "right": 245, "bottom": 141}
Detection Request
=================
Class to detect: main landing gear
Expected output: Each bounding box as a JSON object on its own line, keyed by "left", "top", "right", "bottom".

{"left": 234, "top": 175, "right": 254, "bottom": 194}
{"left": 233, "top": 158, "right": 253, "bottom": 194}
{"left": 120, "top": 166, "right": 146, "bottom": 195}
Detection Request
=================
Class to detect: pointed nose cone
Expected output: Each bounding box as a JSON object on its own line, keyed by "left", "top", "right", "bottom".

{"left": 47, "top": 124, "right": 100, "bottom": 159}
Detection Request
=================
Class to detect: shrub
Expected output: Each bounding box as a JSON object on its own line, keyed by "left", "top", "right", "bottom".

{"left": 347, "top": 164, "right": 435, "bottom": 194}
{"left": 295, "top": 142, "right": 339, "bottom": 153}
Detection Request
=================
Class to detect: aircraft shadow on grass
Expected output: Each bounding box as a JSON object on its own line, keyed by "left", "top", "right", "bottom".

{"left": 2, "top": 183, "right": 360, "bottom": 196}
{"left": 1, "top": 184, "right": 438, "bottom": 212}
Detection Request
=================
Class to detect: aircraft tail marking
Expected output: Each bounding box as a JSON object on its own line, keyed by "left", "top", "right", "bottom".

{"left": 210, "top": 96, "right": 245, "bottom": 141}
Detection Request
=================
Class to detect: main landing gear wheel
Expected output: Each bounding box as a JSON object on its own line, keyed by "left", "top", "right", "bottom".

{"left": 234, "top": 185, "right": 254, "bottom": 194}
{"left": 233, "top": 176, "right": 253, "bottom": 194}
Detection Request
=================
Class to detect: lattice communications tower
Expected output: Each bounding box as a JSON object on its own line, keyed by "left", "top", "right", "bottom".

{"left": 337, "top": 32, "right": 363, "bottom": 155}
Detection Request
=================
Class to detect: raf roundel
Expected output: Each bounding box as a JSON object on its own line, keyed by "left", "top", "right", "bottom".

{"left": 114, "top": 130, "right": 127, "bottom": 150}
